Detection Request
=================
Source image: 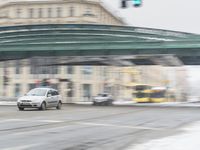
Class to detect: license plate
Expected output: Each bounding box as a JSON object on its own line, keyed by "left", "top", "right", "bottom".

{"left": 22, "top": 103, "right": 30, "bottom": 105}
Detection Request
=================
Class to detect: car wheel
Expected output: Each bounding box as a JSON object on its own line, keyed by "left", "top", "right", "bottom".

{"left": 104, "top": 101, "right": 109, "bottom": 106}
{"left": 56, "top": 101, "right": 62, "bottom": 110}
{"left": 39, "top": 102, "right": 46, "bottom": 111}
{"left": 108, "top": 100, "right": 113, "bottom": 106}
{"left": 18, "top": 107, "right": 24, "bottom": 111}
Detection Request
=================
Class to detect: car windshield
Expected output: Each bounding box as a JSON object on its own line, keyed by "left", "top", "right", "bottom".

{"left": 26, "top": 88, "right": 47, "bottom": 96}
{"left": 136, "top": 92, "right": 149, "bottom": 98}
{"left": 150, "top": 91, "right": 165, "bottom": 98}
{"left": 98, "top": 94, "right": 108, "bottom": 97}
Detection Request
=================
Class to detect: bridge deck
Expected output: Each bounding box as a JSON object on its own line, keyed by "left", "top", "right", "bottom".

{"left": 0, "top": 24, "right": 199, "bottom": 65}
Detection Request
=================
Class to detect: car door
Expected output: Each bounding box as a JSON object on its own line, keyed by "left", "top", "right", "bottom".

{"left": 46, "top": 90, "right": 54, "bottom": 107}
{"left": 51, "top": 90, "right": 59, "bottom": 106}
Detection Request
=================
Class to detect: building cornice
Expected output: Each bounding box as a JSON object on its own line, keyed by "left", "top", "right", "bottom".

{"left": 0, "top": 0, "right": 100, "bottom": 9}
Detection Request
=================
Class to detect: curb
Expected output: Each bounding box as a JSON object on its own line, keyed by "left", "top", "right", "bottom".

{"left": 70, "top": 102, "right": 200, "bottom": 108}
{"left": 1, "top": 101, "right": 200, "bottom": 108}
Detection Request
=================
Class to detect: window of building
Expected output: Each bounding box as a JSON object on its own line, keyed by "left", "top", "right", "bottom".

{"left": 69, "top": 6, "right": 75, "bottom": 17}
{"left": 48, "top": 8, "right": 52, "bottom": 18}
{"left": 38, "top": 8, "right": 43, "bottom": 18}
{"left": 82, "top": 84, "right": 91, "bottom": 99}
{"left": 83, "top": 7, "right": 94, "bottom": 16}
{"left": 16, "top": 8, "right": 22, "bottom": 18}
{"left": 15, "top": 84, "right": 21, "bottom": 97}
{"left": 41, "top": 66, "right": 58, "bottom": 74}
{"left": 30, "top": 59, "right": 58, "bottom": 74}
{"left": 57, "top": 7, "right": 62, "bottom": 17}
{"left": 51, "top": 84, "right": 58, "bottom": 90}
{"left": 15, "top": 60, "right": 21, "bottom": 74}
{"left": 67, "top": 82, "right": 73, "bottom": 97}
{"left": 67, "top": 66, "right": 74, "bottom": 74}
{"left": 82, "top": 66, "right": 93, "bottom": 75}
{"left": 29, "top": 8, "right": 34, "bottom": 18}
{"left": 29, "top": 83, "right": 36, "bottom": 90}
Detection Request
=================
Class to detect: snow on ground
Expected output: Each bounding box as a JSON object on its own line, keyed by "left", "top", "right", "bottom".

{"left": 0, "top": 101, "right": 16, "bottom": 105}
{"left": 126, "top": 121, "right": 200, "bottom": 150}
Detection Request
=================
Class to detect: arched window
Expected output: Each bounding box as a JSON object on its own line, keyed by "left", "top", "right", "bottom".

{"left": 38, "top": 8, "right": 43, "bottom": 18}
{"left": 48, "top": 8, "right": 52, "bottom": 18}
{"left": 28, "top": 8, "right": 34, "bottom": 18}
{"left": 82, "top": 66, "right": 93, "bottom": 75}
{"left": 57, "top": 7, "right": 62, "bottom": 17}
{"left": 69, "top": 6, "right": 74, "bottom": 17}
{"left": 16, "top": 8, "right": 22, "bottom": 18}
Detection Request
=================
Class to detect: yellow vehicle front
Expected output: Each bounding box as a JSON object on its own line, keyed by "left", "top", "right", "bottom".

{"left": 134, "top": 90, "right": 151, "bottom": 103}
{"left": 150, "top": 90, "right": 166, "bottom": 103}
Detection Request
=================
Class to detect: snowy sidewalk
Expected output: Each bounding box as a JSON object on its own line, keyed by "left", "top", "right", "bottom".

{"left": 0, "top": 101, "right": 16, "bottom": 106}
{"left": 126, "top": 121, "right": 200, "bottom": 150}
{"left": 73, "top": 100, "right": 200, "bottom": 108}
{"left": 0, "top": 97, "right": 17, "bottom": 106}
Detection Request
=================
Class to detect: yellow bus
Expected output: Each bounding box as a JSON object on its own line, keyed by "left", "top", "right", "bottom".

{"left": 150, "top": 90, "right": 167, "bottom": 103}
{"left": 150, "top": 87, "right": 176, "bottom": 102}
{"left": 150, "top": 87, "right": 167, "bottom": 103}
{"left": 134, "top": 89, "right": 152, "bottom": 103}
{"left": 133, "top": 85, "right": 175, "bottom": 103}
{"left": 133, "top": 84, "right": 152, "bottom": 103}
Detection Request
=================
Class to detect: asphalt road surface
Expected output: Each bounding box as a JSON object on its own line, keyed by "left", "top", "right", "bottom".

{"left": 1, "top": 105, "right": 200, "bottom": 150}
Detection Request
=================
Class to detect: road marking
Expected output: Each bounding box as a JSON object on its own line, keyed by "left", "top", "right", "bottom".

{"left": 37, "top": 120, "right": 64, "bottom": 123}
{"left": 0, "top": 118, "right": 163, "bottom": 131}
{"left": 0, "top": 119, "right": 27, "bottom": 123}
{"left": 1, "top": 143, "right": 41, "bottom": 150}
{"left": 7, "top": 119, "right": 27, "bottom": 121}
{"left": 76, "top": 122, "right": 164, "bottom": 131}
{"left": 0, "top": 118, "right": 63, "bottom": 123}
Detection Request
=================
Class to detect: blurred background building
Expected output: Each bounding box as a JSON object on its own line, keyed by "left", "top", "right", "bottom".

{"left": 0, "top": 0, "right": 188, "bottom": 102}
{"left": 0, "top": 0, "right": 123, "bottom": 26}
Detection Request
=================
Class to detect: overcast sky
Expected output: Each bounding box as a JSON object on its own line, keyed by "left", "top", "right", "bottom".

{"left": 102, "top": 0, "right": 200, "bottom": 34}
{"left": 102, "top": 0, "right": 200, "bottom": 97}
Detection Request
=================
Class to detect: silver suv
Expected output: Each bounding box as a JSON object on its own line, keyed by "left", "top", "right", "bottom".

{"left": 93, "top": 93, "right": 113, "bottom": 106}
{"left": 17, "top": 88, "right": 62, "bottom": 111}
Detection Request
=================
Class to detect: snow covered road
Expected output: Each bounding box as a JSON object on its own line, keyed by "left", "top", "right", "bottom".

{"left": 127, "top": 121, "right": 200, "bottom": 150}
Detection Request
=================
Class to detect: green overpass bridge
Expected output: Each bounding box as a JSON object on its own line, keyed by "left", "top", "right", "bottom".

{"left": 0, "top": 24, "right": 200, "bottom": 66}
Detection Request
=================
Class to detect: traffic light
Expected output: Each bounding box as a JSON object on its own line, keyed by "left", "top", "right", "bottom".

{"left": 132, "top": 0, "right": 142, "bottom": 7}
{"left": 121, "top": 0, "right": 127, "bottom": 8}
{"left": 121, "top": 0, "right": 142, "bottom": 8}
